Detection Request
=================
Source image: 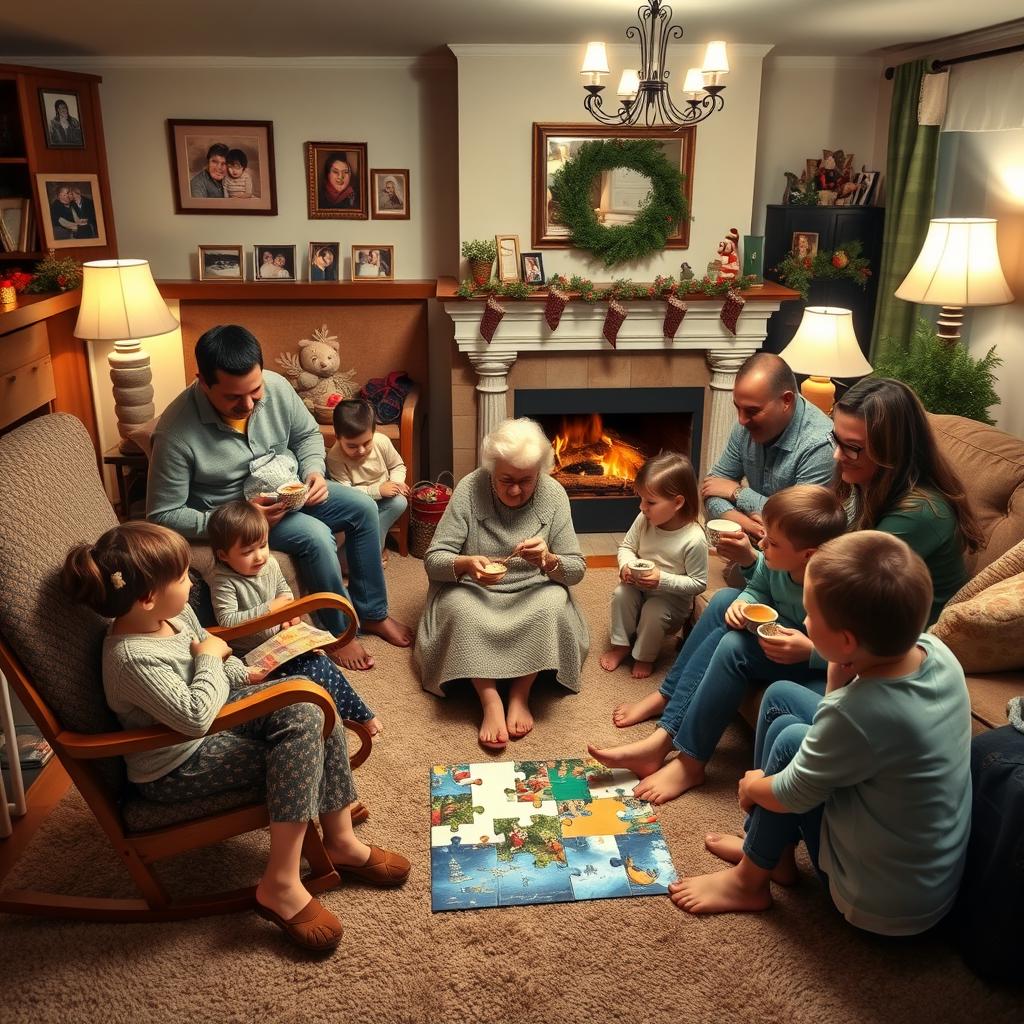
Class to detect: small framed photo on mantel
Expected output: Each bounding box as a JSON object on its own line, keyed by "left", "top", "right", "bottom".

{"left": 254, "top": 244, "right": 296, "bottom": 280}
{"left": 521, "top": 251, "right": 545, "bottom": 285}
{"left": 495, "top": 234, "right": 521, "bottom": 283}
{"left": 308, "top": 241, "right": 340, "bottom": 281}
{"left": 351, "top": 245, "right": 394, "bottom": 280}
{"left": 197, "top": 244, "right": 244, "bottom": 281}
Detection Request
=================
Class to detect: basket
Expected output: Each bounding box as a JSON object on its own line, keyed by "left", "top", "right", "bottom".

{"left": 409, "top": 471, "right": 454, "bottom": 559}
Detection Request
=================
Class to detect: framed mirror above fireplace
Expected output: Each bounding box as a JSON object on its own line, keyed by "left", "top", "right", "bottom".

{"left": 515, "top": 386, "right": 704, "bottom": 533}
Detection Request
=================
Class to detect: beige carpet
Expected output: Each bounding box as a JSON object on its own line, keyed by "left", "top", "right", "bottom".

{"left": 1, "top": 557, "right": 1018, "bottom": 1024}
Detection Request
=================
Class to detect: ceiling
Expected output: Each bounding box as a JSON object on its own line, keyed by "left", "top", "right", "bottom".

{"left": 0, "top": 0, "right": 1021, "bottom": 59}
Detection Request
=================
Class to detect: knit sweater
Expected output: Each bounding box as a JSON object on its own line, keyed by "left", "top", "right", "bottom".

{"left": 326, "top": 432, "right": 407, "bottom": 499}
{"left": 616, "top": 515, "right": 708, "bottom": 599}
{"left": 102, "top": 605, "right": 250, "bottom": 783}
{"left": 208, "top": 556, "right": 293, "bottom": 654}
{"left": 147, "top": 370, "right": 326, "bottom": 539}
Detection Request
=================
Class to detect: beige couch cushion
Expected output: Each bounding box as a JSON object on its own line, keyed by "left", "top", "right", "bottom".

{"left": 931, "top": 573, "right": 1024, "bottom": 673}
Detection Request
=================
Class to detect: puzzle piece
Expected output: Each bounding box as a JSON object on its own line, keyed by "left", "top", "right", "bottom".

{"left": 546, "top": 758, "right": 591, "bottom": 801}
{"left": 615, "top": 832, "right": 678, "bottom": 894}
{"left": 563, "top": 835, "right": 632, "bottom": 900}
{"left": 560, "top": 797, "right": 631, "bottom": 838}
{"left": 430, "top": 764, "right": 477, "bottom": 797}
{"left": 584, "top": 759, "right": 640, "bottom": 800}
{"left": 509, "top": 760, "right": 554, "bottom": 804}
{"left": 430, "top": 839, "right": 500, "bottom": 911}
{"left": 617, "top": 797, "right": 663, "bottom": 834}
{"left": 493, "top": 813, "right": 565, "bottom": 869}
{"left": 430, "top": 794, "right": 485, "bottom": 847}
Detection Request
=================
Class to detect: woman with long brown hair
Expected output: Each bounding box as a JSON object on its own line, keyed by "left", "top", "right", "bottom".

{"left": 830, "top": 377, "right": 981, "bottom": 624}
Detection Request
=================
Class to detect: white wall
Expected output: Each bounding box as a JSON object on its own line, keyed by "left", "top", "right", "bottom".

{"left": 751, "top": 56, "right": 884, "bottom": 233}
{"left": 453, "top": 44, "right": 772, "bottom": 281}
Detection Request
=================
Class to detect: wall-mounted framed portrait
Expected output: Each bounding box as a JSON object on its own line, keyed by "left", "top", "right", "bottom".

{"left": 306, "top": 142, "right": 369, "bottom": 220}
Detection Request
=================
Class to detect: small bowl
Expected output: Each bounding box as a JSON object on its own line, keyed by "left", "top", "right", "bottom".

{"left": 707, "top": 519, "right": 743, "bottom": 547}
{"left": 756, "top": 621, "right": 780, "bottom": 639}
{"left": 743, "top": 604, "right": 779, "bottom": 634}
{"left": 478, "top": 561, "right": 508, "bottom": 583}
{"left": 276, "top": 482, "right": 309, "bottom": 511}
{"left": 628, "top": 559, "right": 655, "bottom": 578}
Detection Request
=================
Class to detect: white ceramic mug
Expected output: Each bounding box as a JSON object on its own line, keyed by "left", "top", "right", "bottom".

{"left": 628, "top": 559, "right": 655, "bottom": 578}
{"left": 706, "top": 519, "right": 743, "bottom": 547}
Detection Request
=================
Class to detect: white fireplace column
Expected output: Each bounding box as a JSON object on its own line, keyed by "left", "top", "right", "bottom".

{"left": 705, "top": 346, "right": 759, "bottom": 468}
{"left": 466, "top": 350, "right": 517, "bottom": 457}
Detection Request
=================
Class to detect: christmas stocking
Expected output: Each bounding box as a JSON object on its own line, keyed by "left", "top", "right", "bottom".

{"left": 544, "top": 288, "right": 569, "bottom": 331}
{"left": 603, "top": 299, "right": 627, "bottom": 348}
{"left": 720, "top": 289, "right": 745, "bottom": 336}
{"left": 479, "top": 295, "right": 506, "bottom": 343}
{"left": 663, "top": 295, "right": 688, "bottom": 339}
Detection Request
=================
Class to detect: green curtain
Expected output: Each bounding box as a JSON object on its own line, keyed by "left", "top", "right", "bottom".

{"left": 869, "top": 59, "right": 940, "bottom": 363}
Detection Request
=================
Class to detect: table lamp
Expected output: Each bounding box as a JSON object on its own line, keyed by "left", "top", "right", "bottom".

{"left": 74, "top": 259, "right": 179, "bottom": 452}
{"left": 895, "top": 218, "right": 1014, "bottom": 343}
{"left": 779, "top": 306, "right": 872, "bottom": 414}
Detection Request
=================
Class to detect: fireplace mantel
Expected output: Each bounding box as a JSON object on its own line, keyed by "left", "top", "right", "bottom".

{"left": 440, "top": 279, "right": 797, "bottom": 470}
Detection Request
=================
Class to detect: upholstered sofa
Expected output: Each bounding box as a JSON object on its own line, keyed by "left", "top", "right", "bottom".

{"left": 697, "top": 413, "right": 1024, "bottom": 734}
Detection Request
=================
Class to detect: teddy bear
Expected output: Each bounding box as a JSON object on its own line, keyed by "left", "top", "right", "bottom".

{"left": 715, "top": 227, "right": 740, "bottom": 283}
{"left": 275, "top": 324, "right": 358, "bottom": 421}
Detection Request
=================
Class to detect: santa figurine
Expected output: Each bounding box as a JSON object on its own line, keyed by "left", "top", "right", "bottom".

{"left": 715, "top": 227, "right": 740, "bottom": 283}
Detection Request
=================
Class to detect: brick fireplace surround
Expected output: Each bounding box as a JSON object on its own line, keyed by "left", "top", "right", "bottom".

{"left": 443, "top": 285, "right": 795, "bottom": 487}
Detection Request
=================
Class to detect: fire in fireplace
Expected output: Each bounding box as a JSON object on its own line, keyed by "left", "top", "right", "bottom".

{"left": 551, "top": 414, "right": 647, "bottom": 495}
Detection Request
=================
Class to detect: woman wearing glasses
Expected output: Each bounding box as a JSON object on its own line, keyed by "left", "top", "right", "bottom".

{"left": 830, "top": 377, "right": 981, "bottom": 624}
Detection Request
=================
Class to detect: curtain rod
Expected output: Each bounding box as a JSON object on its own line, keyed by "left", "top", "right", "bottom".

{"left": 884, "top": 41, "right": 1024, "bottom": 80}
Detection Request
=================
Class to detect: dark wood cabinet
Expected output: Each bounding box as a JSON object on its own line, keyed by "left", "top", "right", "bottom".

{"left": 762, "top": 204, "right": 885, "bottom": 358}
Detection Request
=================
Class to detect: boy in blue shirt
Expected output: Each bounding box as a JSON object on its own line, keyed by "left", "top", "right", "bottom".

{"left": 670, "top": 531, "right": 972, "bottom": 936}
{"left": 592, "top": 484, "right": 846, "bottom": 804}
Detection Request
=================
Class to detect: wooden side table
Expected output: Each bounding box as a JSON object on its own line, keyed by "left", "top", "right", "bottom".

{"left": 103, "top": 445, "right": 148, "bottom": 518}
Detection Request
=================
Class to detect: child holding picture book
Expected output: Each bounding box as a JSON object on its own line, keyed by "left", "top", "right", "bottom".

{"left": 206, "top": 501, "right": 381, "bottom": 736}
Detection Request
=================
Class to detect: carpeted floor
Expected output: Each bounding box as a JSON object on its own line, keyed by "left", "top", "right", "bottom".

{"left": 1, "top": 557, "right": 1018, "bottom": 1024}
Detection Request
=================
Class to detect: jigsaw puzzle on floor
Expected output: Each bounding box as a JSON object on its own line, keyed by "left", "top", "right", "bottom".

{"left": 429, "top": 757, "right": 678, "bottom": 911}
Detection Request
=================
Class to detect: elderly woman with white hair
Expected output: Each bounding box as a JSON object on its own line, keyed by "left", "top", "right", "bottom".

{"left": 414, "top": 417, "right": 588, "bottom": 751}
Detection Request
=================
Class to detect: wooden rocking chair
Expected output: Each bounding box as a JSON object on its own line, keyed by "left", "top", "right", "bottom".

{"left": 0, "top": 413, "right": 371, "bottom": 922}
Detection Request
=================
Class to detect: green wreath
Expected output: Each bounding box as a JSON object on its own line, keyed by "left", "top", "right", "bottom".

{"left": 549, "top": 139, "right": 688, "bottom": 268}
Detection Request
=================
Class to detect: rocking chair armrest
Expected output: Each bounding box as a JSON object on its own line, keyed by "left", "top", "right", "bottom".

{"left": 207, "top": 592, "right": 358, "bottom": 648}
{"left": 57, "top": 679, "right": 344, "bottom": 760}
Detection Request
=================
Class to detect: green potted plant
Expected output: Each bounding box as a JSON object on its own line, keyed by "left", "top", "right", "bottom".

{"left": 875, "top": 317, "right": 1002, "bottom": 425}
{"left": 461, "top": 239, "right": 497, "bottom": 287}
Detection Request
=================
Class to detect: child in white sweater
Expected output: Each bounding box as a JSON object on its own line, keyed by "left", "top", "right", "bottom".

{"left": 602, "top": 452, "right": 708, "bottom": 679}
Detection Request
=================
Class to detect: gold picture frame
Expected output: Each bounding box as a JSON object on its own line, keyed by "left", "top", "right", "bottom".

{"left": 495, "top": 234, "right": 521, "bottom": 283}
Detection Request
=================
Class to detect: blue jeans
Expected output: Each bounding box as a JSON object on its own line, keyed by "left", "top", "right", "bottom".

{"left": 657, "top": 586, "right": 736, "bottom": 705}
{"left": 269, "top": 481, "right": 386, "bottom": 635}
{"left": 377, "top": 494, "right": 408, "bottom": 545}
{"left": 742, "top": 714, "right": 824, "bottom": 875}
{"left": 752, "top": 679, "right": 824, "bottom": 769}
{"left": 658, "top": 591, "right": 825, "bottom": 763}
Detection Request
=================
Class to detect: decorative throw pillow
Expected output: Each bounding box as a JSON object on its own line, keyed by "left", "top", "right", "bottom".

{"left": 930, "top": 572, "right": 1024, "bottom": 672}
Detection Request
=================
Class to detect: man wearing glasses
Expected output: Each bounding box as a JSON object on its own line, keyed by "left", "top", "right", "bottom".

{"left": 701, "top": 352, "right": 834, "bottom": 538}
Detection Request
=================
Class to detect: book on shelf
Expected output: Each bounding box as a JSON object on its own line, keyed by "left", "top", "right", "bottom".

{"left": 242, "top": 621, "right": 336, "bottom": 673}
{"left": 0, "top": 725, "right": 54, "bottom": 770}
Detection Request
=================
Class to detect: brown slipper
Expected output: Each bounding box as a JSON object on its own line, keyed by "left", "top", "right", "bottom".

{"left": 336, "top": 846, "right": 411, "bottom": 887}
{"left": 350, "top": 799, "right": 370, "bottom": 825}
{"left": 255, "top": 896, "right": 343, "bottom": 952}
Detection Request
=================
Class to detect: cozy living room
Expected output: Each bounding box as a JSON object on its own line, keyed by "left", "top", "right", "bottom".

{"left": 0, "top": 3, "right": 1022, "bottom": 1022}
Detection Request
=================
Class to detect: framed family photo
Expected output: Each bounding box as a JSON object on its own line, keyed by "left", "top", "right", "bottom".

{"left": 371, "top": 168, "right": 410, "bottom": 219}
{"left": 351, "top": 245, "right": 394, "bottom": 280}
{"left": 254, "top": 244, "right": 296, "bottom": 280}
{"left": 308, "top": 241, "right": 341, "bottom": 281}
{"left": 35, "top": 173, "right": 106, "bottom": 249}
{"left": 167, "top": 119, "right": 276, "bottom": 215}
{"left": 197, "top": 244, "right": 244, "bottom": 281}
{"left": 521, "top": 251, "right": 545, "bottom": 285}
{"left": 39, "top": 89, "right": 85, "bottom": 149}
{"left": 306, "top": 142, "right": 369, "bottom": 220}
{"left": 791, "top": 231, "right": 819, "bottom": 260}
{"left": 495, "top": 234, "right": 521, "bottom": 283}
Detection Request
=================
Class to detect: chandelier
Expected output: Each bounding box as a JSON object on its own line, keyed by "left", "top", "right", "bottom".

{"left": 580, "top": 1, "right": 728, "bottom": 129}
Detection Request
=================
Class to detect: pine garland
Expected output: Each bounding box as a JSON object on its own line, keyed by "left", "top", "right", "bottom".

{"left": 25, "top": 250, "right": 83, "bottom": 293}
{"left": 548, "top": 139, "right": 687, "bottom": 267}
{"left": 773, "top": 240, "right": 871, "bottom": 301}
{"left": 453, "top": 273, "right": 760, "bottom": 302}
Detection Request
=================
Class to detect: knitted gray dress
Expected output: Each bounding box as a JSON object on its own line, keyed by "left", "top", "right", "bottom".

{"left": 415, "top": 469, "right": 589, "bottom": 695}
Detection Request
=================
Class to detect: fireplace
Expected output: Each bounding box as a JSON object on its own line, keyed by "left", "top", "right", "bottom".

{"left": 515, "top": 387, "right": 704, "bottom": 532}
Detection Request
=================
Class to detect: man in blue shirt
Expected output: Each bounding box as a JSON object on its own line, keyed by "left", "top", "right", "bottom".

{"left": 702, "top": 353, "right": 833, "bottom": 538}
{"left": 147, "top": 324, "right": 411, "bottom": 670}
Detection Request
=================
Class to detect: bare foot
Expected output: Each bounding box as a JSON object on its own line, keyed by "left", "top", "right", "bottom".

{"left": 612, "top": 690, "right": 668, "bottom": 729}
{"left": 364, "top": 716, "right": 384, "bottom": 737}
{"left": 668, "top": 864, "right": 773, "bottom": 915}
{"left": 506, "top": 674, "right": 536, "bottom": 739}
{"left": 634, "top": 754, "right": 705, "bottom": 804}
{"left": 704, "top": 833, "right": 798, "bottom": 887}
{"left": 586, "top": 731, "right": 673, "bottom": 781}
{"left": 381, "top": 549, "right": 390, "bottom": 565}
{"left": 479, "top": 704, "right": 509, "bottom": 752}
{"left": 600, "top": 645, "right": 631, "bottom": 672}
{"left": 631, "top": 659, "right": 654, "bottom": 679}
{"left": 362, "top": 616, "right": 413, "bottom": 648}
{"left": 326, "top": 638, "right": 374, "bottom": 671}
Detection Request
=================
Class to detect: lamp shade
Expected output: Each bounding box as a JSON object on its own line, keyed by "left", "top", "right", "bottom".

{"left": 581, "top": 41, "right": 610, "bottom": 75}
{"left": 779, "top": 307, "right": 872, "bottom": 378}
{"left": 617, "top": 69, "right": 640, "bottom": 98}
{"left": 73, "top": 259, "right": 179, "bottom": 341}
{"left": 682, "top": 67, "right": 706, "bottom": 94}
{"left": 895, "top": 218, "right": 1014, "bottom": 307}
{"left": 701, "top": 40, "right": 729, "bottom": 74}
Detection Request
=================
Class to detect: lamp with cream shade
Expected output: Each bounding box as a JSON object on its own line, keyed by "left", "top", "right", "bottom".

{"left": 895, "top": 217, "right": 1014, "bottom": 343}
{"left": 73, "top": 259, "right": 179, "bottom": 452}
{"left": 779, "top": 306, "right": 873, "bottom": 414}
